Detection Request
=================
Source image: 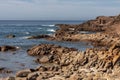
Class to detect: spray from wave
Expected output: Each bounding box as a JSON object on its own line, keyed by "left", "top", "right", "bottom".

{"left": 18, "top": 36, "right": 31, "bottom": 39}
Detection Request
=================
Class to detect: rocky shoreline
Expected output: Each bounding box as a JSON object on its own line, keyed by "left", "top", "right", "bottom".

{"left": 1, "top": 14, "right": 120, "bottom": 80}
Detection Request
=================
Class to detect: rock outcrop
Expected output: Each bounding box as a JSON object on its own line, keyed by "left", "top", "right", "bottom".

{"left": 4, "top": 43, "right": 120, "bottom": 80}
{"left": 53, "top": 14, "right": 120, "bottom": 43}
{"left": 27, "top": 44, "right": 77, "bottom": 64}
{"left": 2, "top": 14, "right": 120, "bottom": 80}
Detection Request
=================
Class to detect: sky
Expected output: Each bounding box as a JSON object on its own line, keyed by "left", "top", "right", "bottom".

{"left": 0, "top": 0, "right": 120, "bottom": 20}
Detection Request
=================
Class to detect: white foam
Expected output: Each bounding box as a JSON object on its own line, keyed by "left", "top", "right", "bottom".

{"left": 25, "top": 32, "right": 30, "bottom": 34}
{"left": 47, "top": 29, "right": 55, "bottom": 32}
{"left": 47, "top": 34, "right": 52, "bottom": 36}
{"left": 38, "top": 28, "right": 42, "bottom": 29}
{"left": 41, "top": 24, "right": 55, "bottom": 27}
{"left": 16, "top": 46, "right": 20, "bottom": 49}
{"left": 80, "top": 31, "right": 89, "bottom": 34}
{"left": 19, "top": 36, "right": 31, "bottom": 39}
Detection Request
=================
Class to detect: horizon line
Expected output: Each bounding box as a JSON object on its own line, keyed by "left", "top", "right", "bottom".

{"left": 0, "top": 20, "right": 87, "bottom": 21}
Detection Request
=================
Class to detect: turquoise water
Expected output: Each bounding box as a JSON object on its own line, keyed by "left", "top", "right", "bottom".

{"left": 0, "top": 20, "right": 92, "bottom": 77}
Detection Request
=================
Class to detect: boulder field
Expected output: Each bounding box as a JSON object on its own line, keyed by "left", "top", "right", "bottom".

{"left": 4, "top": 43, "right": 120, "bottom": 80}
{"left": 2, "top": 14, "right": 120, "bottom": 80}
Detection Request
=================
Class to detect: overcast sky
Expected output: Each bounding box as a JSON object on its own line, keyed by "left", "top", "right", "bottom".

{"left": 0, "top": 0, "right": 120, "bottom": 20}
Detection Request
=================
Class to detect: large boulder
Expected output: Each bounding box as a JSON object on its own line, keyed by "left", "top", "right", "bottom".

{"left": 27, "top": 44, "right": 77, "bottom": 56}
{"left": 27, "top": 44, "right": 77, "bottom": 64}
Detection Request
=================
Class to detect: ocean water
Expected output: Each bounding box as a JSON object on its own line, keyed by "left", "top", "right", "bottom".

{"left": 0, "top": 20, "right": 92, "bottom": 77}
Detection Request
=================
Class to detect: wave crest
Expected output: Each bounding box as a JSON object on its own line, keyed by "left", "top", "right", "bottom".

{"left": 41, "top": 24, "right": 55, "bottom": 27}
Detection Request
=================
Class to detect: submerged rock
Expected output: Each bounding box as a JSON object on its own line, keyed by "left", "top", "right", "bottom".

{"left": 5, "top": 34, "right": 16, "bottom": 38}
{"left": 0, "top": 45, "right": 19, "bottom": 52}
{"left": 0, "top": 67, "right": 12, "bottom": 74}
{"left": 27, "top": 35, "right": 51, "bottom": 39}
{"left": 16, "top": 69, "right": 31, "bottom": 77}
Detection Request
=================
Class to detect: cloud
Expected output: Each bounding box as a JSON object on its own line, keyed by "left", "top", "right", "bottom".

{"left": 0, "top": 0, "right": 120, "bottom": 20}
{"left": 0, "top": 0, "right": 120, "bottom": 7}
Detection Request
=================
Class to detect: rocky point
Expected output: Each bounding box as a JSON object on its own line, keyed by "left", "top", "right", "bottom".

{"left": 2, "top": 14, "right": 120, "bottom": 80}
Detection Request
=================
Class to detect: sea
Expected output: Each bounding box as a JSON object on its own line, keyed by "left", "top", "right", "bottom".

{"left": 0, "top": 20, "right": 92, "bottom": 77}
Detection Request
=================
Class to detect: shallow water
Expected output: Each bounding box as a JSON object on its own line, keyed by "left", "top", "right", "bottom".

{"left": 0, "top": 20, "right": 92, "bottom": 77}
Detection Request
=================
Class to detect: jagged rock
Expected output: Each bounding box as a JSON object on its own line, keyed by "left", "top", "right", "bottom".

{"left": 27, "top": 44, "right": 77, "bottom": 64}
{"left": 35, "top": 66, "right": 47, "bottom": 71}
{"left": 27, "top": 72, "right": 39, "bottom": 80}
{"left": 16, "top": 69, "right": 31, "bottom": 77}
{"left": 39, "top": 56, "right": 49, "bottom": 63}
{"left": 112, "top": 55, "right": 120, "bottom": 66}
{"left": 5, "top": 14, "right": 120, "bottom": 80}
{"left": 69, "top": 73, "right": 80, "bottom": 80}
{"left": 27, "top": 44, "right": 77, "bottom": 56}
{"left": 0, "top": 45, "right": 19, "bottom": 52}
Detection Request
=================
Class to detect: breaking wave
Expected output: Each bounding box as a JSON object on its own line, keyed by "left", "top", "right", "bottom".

{"left": 47, "top": 29, "right": 55, "bottom": 32}
{"left": 41, "top": 24, "right": 55, "bottom": 27}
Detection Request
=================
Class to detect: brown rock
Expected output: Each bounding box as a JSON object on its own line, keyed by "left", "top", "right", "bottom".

{"left": 0, "top": 45, "right": 19, "bottom": 52}
{"left": 6, "top": 34, "right": 15, "bottom": 38}
{"left": 35, "top": 66, "right": 47, "bottom": 71}
{"left": 69, "top": 73, "right": 80, "bottom": 80}
{"left": 15, "top": 77, "right": 27, "bottom": 80}
{"left": 36, "top": 75, "right": 43, "bottom": 80}
{"left": 112, "top": 55, "right": 120, "bottom": 66}
{"left": 49, "top": 75, "right": 65, "bottom": 80}
{"left": 0, "top": 67, "right": 12, "bottom": 74}
{"left": 16, "top": 69, "right": 31, "bottom": 77}
{"left": 27, "top": 72, "right": 39, "bottom": 80}
{"left": 39, "top": 56, "right": 49, "bottom": 63}
{"left": 5, "top": 77, "right": 15, "bottom": 80}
